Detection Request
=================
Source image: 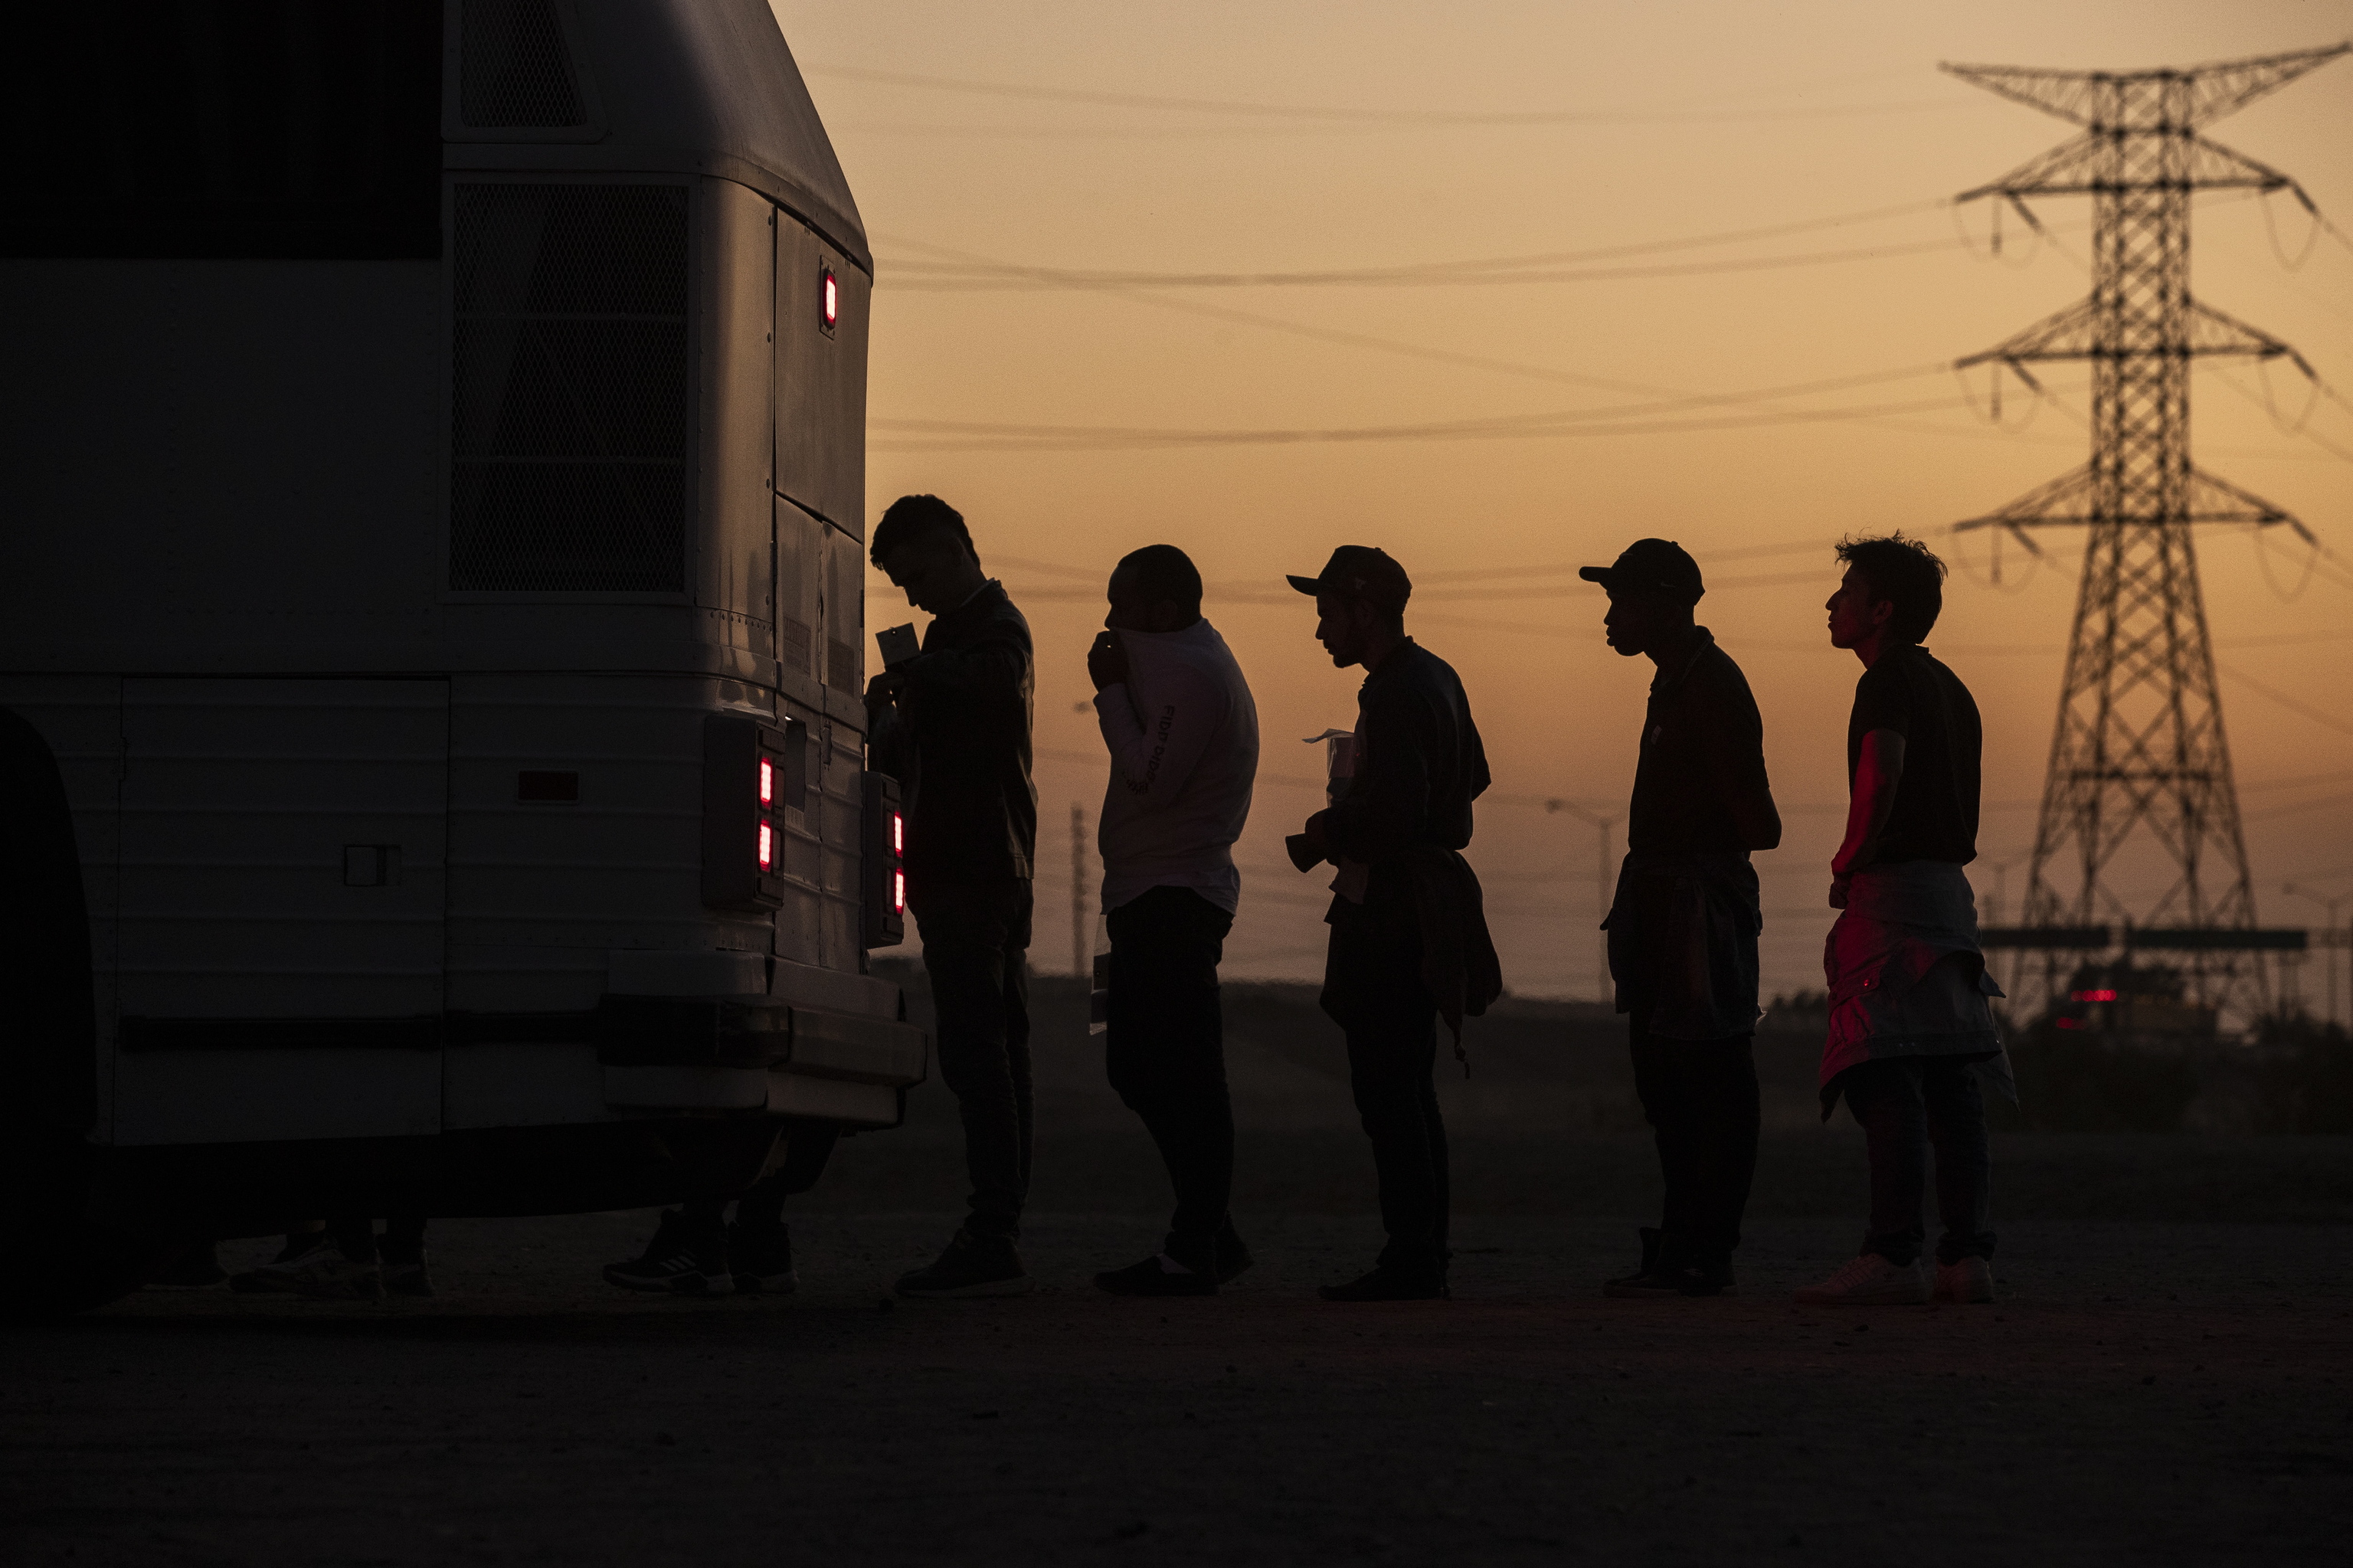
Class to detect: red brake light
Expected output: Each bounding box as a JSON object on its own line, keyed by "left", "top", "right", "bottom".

{"left": 892, "top": 810, "right": 903, "bottom": 854}
{"left": 2070, "top": 988, "right": 2119, "bottom": 1002}
{"left": 822, "top": 268, "right": 839, "bottom": 329}
{"left": 758, "top": 757, "right": 773, "bottom": 806}
{"left": 757, "top": 820, "right": 774, "bottom": 872}
{"left": 893, "top": 869, "right": 905, "bottom": 912}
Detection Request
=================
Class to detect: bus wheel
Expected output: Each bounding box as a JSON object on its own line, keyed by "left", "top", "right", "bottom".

{"left": 0, "top": 1119, "right": 159, "bottom": 1319}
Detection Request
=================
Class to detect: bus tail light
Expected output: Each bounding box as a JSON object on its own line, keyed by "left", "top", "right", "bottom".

{"left": 861, "top": 771, "right": 905, "bottom": 948}
{"left": 702, "top": 713, "right": 806, "bottom": 911}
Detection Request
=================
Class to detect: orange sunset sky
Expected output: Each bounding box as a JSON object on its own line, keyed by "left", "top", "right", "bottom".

{"left": 778, "top": 0, "right": 2353, "bottom": 1002}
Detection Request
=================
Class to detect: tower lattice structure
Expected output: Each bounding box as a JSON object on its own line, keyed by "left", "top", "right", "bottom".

{"left": 1947, "top": 43, "right": 2347, "bottom": 1022}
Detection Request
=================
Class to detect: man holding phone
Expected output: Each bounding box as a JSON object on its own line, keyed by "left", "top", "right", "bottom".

{"left": 866, "top": 494, "right": 1039, "bottom": 1298}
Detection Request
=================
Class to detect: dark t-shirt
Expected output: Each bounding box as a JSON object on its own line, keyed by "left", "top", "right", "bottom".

{"left": 1847, "top": 644, "right": 1981, "bottom": 866}
{"left": 1627, "top": 628, "right": 1773, "bottom": 856}
{"left": 869, "top": 581, "right": 1038, "bottom": 881}
{"left": 1321, "top": 640, "right": 1491, "bottom": 864}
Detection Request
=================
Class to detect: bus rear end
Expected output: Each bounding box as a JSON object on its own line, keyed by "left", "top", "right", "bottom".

{"left": 0, "top": 1, "right": 912, "bottom": 1292}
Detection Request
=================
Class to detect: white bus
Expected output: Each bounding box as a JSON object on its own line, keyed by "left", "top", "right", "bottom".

{"left": 0, "top": 0, "right": 916, "bottom": 1310}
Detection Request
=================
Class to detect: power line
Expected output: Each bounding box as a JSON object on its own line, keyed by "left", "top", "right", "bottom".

{"left": 894, "top": 205, "right": 1942, "bottom": 276}
{"left": 882, "top": 363, "right": 1946, "bottom": 443}
{"left": 872, "top": 392, "right": 1973, "bottom": 453}
{"left": 885, "top": 220, "right": 1981, "bottom": 291}
{"left": 890, "top": 235, "right": 1967, "bottom": 291}
{"left": 2220, "top": 663, "right": 2353, "bottom": 740}
{"left": 806, "top": 62, "right": 1976, "bottom": 126}
{"left": 874, "top": 233, "right": 2102, "bottom": 453}
{"left": 2245, "top": 789, "right": 2353, "bottom": 824}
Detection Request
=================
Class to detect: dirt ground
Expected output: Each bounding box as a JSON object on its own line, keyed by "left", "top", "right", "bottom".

{"left": 7, "top": 1212, "right": 2351, "bottom": 1566}
{"left": 8, "top": 981, "right": 2351, "bottom": 1564}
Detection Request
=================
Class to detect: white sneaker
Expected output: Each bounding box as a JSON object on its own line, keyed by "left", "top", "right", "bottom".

{"left": 1793, "top": 1253, "right": 1928, "bottom": 1306}
{"left": 1932, "top": 1255, "right": 1995, "bottom": 1304}
{"left": 231, "top": 1234, "right": 382, "bottom": 1301}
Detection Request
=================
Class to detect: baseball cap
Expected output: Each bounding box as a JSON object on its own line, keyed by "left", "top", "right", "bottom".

{"left": 1578, "top": 538, "right": 1704, "bottom": 601}
{"left": 1286, "top": 545, "right": 1412, "bottom": 611}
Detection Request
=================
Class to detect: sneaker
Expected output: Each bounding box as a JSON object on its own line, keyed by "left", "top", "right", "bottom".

{"left": 1932, "top": 1255, "right": 1995, "bottom": 1304}
{"left": 895, "top": 1231, "right": 1032, "bottom": 1298}
{"left": 231, "top": 1232, "right": 381, "bottom": 1301}
{"left": 1212, "top": 1222, "right": 1255, "bottom": 1285}
{"left": 728, "top": 1220, "right": 797, "bottom": 1295}
{"left": 383, "top": 1254, "right": 435, "bottom": 1298}
{"left": 603, "top": 1210, "right": 732, "bottom": 1295}
{"left": 1602, "top": 1227, "right": 1674, "bottom": 1298}
{"left": 1603, "top": 1229, "right": 1738, "bottom": 1298}
{"left": 144, "top": 1239, "right": 227, "bottom": 1291}
{"left": 1095, "top": 1253, "right": 1216, "bottom": 1297}
{"left": 1793, "top": 1253, "right": 1929, "bottom": 1307}
{"left": 1317, "top": 1265, "right": 1448, "bottom": 1303}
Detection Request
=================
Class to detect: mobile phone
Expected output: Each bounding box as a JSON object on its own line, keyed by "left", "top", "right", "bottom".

{"left": 875, "top": 624, "right": 921, "bottom": 669}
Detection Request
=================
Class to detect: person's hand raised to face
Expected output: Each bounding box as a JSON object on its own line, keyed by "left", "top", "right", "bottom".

{"left": 1091, "top": 559, "right": 1196, "bottom": 692}
{"left": 1087, "top": 630, "right": 1128, "bottom": 692}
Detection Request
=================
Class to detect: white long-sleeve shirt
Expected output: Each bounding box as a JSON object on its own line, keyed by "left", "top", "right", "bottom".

{"left": 1093, "top": 618, "right": 1259, "bottom": 915}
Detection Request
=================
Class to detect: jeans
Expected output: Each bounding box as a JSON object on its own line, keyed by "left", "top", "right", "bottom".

{"left": 1628, "top": 1018, "right": 1759, "bottom": 1266}
{"left": 1321, "top": 897, "right": 1448, "bottom": 1276}
{"left": 1105, "top": 885, "right": 1236, "bottom": 1265}
{"left": 1841, "top": 1055, "right": 1995, "bottom": 1267}
{"left": 911, "top": 878, "right": 1035, "bottom": 1242}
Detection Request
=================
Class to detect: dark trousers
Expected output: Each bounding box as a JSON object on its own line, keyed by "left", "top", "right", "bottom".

{"left": 682, "top": 1170, "right": 791, "bottom": 1231}
{"left": 1322, "top": 900, "right": 1448, "bottom": 1275}
{"left": 1105, "top": 885, "right": 1236, "bottom": 1264}
{"left": 684, "top": 1122, "right": 843, "bottom": 1229}
{"left": 1628, "top": 1017, "right": 1759, "bottom": 1265}
{"left": 912, "top": 878, "right": 1034, "bottom": 1242}
{"left": 1842, "top": 1056, "right": 1995, "bottom": 1267}
{"left": 331, "top": 1216, "right": 425, "bottom": 1264}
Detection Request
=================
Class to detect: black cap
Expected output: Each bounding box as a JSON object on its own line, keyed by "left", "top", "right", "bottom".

{"left": 1287, "top": 545, "right": 1412, "bottom": 611}
{"left": 1578, "top": 538, "right": 1704, "bottom": 601}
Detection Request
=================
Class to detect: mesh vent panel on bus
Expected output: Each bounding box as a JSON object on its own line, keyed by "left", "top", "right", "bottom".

{"left": 450, "top": 183, "right": 689, "bottom": 592}
{"left": 459, "top": 0, "right": 584, "bottom": 128}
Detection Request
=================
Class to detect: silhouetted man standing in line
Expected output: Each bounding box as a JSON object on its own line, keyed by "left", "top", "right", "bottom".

{"left": 1085, "top": 545, "right": 1261, "bottom": 1296}
{"left": 1797, "top": 533, "right": 2011, "bottom": 1308}
{"left": 866, "top": 495, "right": 1039, "bottom": 1298}
{"left": 1288, "top": 547, "right": 1499, "bottom": 1302}
{"left": 1583, "top": 539, "right": 1781, "bottom": 1299}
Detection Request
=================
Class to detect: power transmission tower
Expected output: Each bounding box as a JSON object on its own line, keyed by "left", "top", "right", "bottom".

{"left": 1949, "top": 42, "right": 2346, "bottom": 1026}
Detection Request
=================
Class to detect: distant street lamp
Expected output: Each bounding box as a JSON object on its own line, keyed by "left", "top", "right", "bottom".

{"left": 2283, "top": 883, "right": 2352, "bottom": 1030}
{"left": 1545, "top": 799, "right": 1620, "bottom": 1005}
